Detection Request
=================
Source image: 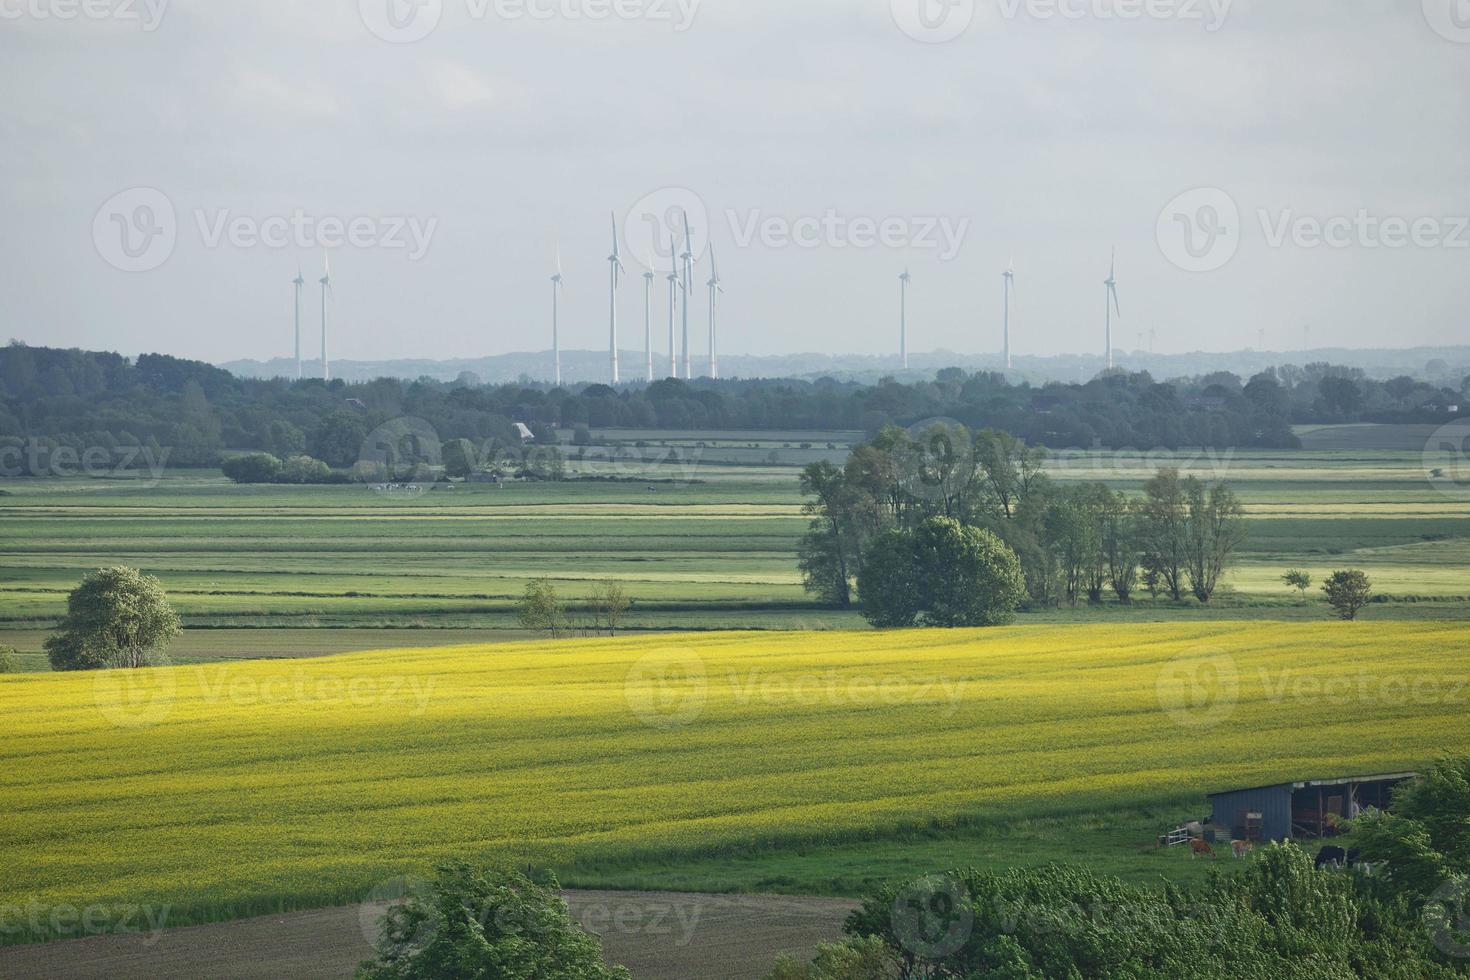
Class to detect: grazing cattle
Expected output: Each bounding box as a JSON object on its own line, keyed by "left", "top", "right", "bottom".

{"left": 1231, "top": 840, "right": 1254, "bottom": 859}
{"left": 1314, "top": 845, "right": 1361, "bottom": 869}
{"left": 1190, "top": 838, "right": 1216, "bottom": 859}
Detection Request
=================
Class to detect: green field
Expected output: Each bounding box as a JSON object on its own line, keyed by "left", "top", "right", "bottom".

{"left": 2, "top": 446, "right": 1468, "bottom": 658}
{"left": 4, "top": 622, "right": 1466, "bottom": 945}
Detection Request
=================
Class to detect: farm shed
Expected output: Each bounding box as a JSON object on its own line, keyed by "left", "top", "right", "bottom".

{"left": 1208, "top": 772, "right": 1415, "bottom": 842}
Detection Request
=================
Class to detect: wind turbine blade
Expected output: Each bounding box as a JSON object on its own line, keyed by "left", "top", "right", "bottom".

{"left": 1110, "top": 287, "right": 1120, "bottom": 317}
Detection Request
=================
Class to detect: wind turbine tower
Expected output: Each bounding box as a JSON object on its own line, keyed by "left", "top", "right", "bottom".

{"left": 643, "top": 253, "right": 655, "bottom": 383}
{"left": 292, "top": 267, "right": 304, "bottom": 380}
{"left": 706, "top": 245, "right": 724, "bottom": 379}
{"left": 666, "top": 234, "right": 680, "bottom": 379}
{"left": 550, "top": 248, "right": 563, "bottom": 386}
{"left": 608, "top": 213, "right": 624, "bottom": 384}
{"left": 1103, "top": 250, "right": 1120, "bottom": 370}
{"left": 680, "top": 212, "right": 694, "bottom": 379}
{"left": 899, "top": 268, "right": 911, "bottom": 370}
{"left": 318, "top": 251, "right": 332, "bottom": 382}
{"left": 1002, "top": 259, "right": 1014, "bottom": 370}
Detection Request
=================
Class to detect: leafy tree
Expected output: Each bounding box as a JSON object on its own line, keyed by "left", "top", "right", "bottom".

{"left": 1322, "top": 569, "right": 1372, "bottom": 620}
{"left": 912, "top": 517, "right": 1026, "bottom": 627}
{"left": 1098, "top": 489, "right": 1139, "bottom": 603}
{"left": 1183, "top": 478, "right": 1247, "bottom": 603}
{"left": 221, "top": 451, "right": 283, "bottom": 484}
{"left": 520, "top": 446, "right": 565, "bottom": 482}
{"left": 856, "top": 530, "right": 923, "bottom": 628}
{"left": 571, "top": 424, "right": 593, "bottom": 446}
{"left": 1354, "top": 757, "right": 1470, "bottom": 900}
{"left": 973, "top": 429, "right": 1045, "bottom": 519}
{"left": 267, "top": 419, "right": 306, "bottom": 456}
{"left": 357, "top": 861, "right": 630, "bottom": 980}
{"left": 517, "top": 578, "right": 563, "bottom": 638}
{"left": 311, "top": 411, "right": 370, "bottom": 467}
{"left": 44, "top": 566, "right": 181, "bottom": 670}
{"left": 0, "top": 645, "right": 18, "bottom": 673}
{"left": 1282, "top": 569, "right": 1312, "bottom": 598}
{"left": 1041, "top": 490, "right": 1099, "bottom": 606}
{"left": 442, "top": 438, "right": 478, "bottom": 479}
{"left": 797, "top": 461, "right": 877, "bottom": 608}
{"left": 1137, "top": 468, "right": 1189, "bottom": 601}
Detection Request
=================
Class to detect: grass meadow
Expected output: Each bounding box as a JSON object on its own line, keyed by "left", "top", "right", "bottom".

{"left": 3, "top": 622, "right": 1467, "bottom": 944}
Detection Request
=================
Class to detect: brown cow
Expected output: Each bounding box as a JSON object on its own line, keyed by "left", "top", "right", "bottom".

{"left": 1189, "top": 838, "right": 1216, "bottom": 859}
{"left": 1231, "top": 840, "right": 1254, "bottom": 859}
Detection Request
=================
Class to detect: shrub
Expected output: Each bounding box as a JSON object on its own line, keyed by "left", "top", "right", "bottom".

{"left": 221, "top": 452, "right": 283, "bottom": 484}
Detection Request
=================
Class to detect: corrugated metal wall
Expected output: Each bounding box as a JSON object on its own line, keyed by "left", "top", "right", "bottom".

{"left": 1209, "top": 785, "right": 1293, "bottom": 841}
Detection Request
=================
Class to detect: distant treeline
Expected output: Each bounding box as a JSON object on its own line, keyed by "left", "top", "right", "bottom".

{"left": 2, "top": 342, "right": 1466, "bottom": 471}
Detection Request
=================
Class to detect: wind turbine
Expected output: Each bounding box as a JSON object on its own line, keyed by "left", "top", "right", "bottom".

{"left": 1103, "top": 250, "right": 1120, "bottom": 370}
{"left": 706, "top": 244, "right": 724, "bottom": 380}
{"left": 680, "top": 211, "right": 694, "bottom": 379}
{"left": 899, "top": 268, "right": 911, "bottom": 370}
{"left": 550, "top": 247, "right": 563, "bottom": 386}
{"left": 607, "top": 212, "right": 624, "bottom": 384}
{"left": 643, "top": 252, "right": 655, "bottom": 383}
{"left": 292, "top": 267, "right": 305, "bottom": 380}
{"left": 1002, "top": 259, "right": 1015, "bottom": 371}
{"left": 318, "top": 251, "right": 332, "bottom": 382}
{"left": 666, "top": 233, "right": 681, "bottom": 379}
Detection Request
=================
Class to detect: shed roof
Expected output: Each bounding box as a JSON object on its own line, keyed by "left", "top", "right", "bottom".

{"left": 1207, "top": 772, "right": 1417, "bottom": 799}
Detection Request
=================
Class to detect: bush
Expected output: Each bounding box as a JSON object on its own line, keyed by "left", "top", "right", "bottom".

{"left": 356, "top": 862, "right": 630, "bottom": 980}
{"left": 221, "top": 452, "right": 283, "bottom": 484}
{"left": 279, "top": 454, "right": 333, "bottom": 484}
{"left": 0, "top": 645, "right": 18, "bottom": 673}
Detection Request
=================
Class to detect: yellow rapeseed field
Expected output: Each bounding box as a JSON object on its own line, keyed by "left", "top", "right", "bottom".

{"left": 2, "top": 622, "right": 1467, "bottom": 939}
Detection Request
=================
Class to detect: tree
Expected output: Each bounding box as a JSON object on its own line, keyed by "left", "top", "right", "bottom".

{"left": 310, "top": 411, "right": 369, "bottom": 467}
{"left": 856, "top": 530, "right": 923, "bottom": 628}
{"left": 221, "top": 451, "right": 283, "bottom": 484}
{"left": 766, "top": 936, "right": 895, "bottom": 980}
{"left": 1182, "top": 478, "right": 1247, "bottom": 603}
{"left": 1353, "top": 757, "right": 1470, "bottom": 901}
{"left": 0, "top": 645, "right": 17, "bottom": 673}
{"left": 973, "top": 428, "right": 1045, "bottom": 519}
{"left": 517, "top": 578, "right": 563, "bottom": 638}
{"left": 912, "top": 517, "right": 1026, "bottom": 627}
{"left": 1282, "top": 569, "right": 1312, "bottom": 599}
{"left": 279, "top": 454, "right": 332, "bottom": 484}
{"left": 1322, "top": 569, "right": 1372, "bottom": 620}
{"left": 357, "top": 862, "right": 630, "bottom": 980}
{"left": 797, "top": 461, "right": 876, "bottom": 608}
{"left": 1137, "top": 468, "right": 1188, "bottom": 601}
{"left": 1099, "top": 489, "right": 1139, "bottom": 603}
{"left": 589, "top": 579, "right": 630, "bottom": 636}
{"left": 442, "top": 438, "right": 478, "bottom": 479}
{"left": 44, "top": 566, "right": 181, "bottom": 670}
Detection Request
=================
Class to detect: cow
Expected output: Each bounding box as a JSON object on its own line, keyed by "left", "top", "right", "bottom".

{"left": 1314, "top": 846, "right": 1362, "bottom": 869}
{"left": 1189, "top": 838, "right": 1216, "bottom": 859}
{"left": 1231, "top": 840, "right": 1254, "bottom": 859}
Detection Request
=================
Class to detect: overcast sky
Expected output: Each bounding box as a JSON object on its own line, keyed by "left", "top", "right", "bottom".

{"left": 2, "top": 0, "right": 1467, "bottom": 369}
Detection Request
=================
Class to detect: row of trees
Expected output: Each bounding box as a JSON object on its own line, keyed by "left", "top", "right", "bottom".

{"left": 517, "top": 578, "right": 630, "bottom": 638}
{"left": 799, "top": 424, "right": 1247, "bottom": 619}
{"left": 9, "top": 343, "right": 1465, "bottom": 470}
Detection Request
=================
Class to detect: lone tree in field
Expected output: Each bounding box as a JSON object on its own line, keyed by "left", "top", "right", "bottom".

{"left": 857, "top": 518, "right": 1025, "bottom": 628}
{"left": 357, "top": 861, "right": 630, "bottom": 980}
{"left": 44, "top": 566, "right": 181, "bottom": 671}
{"left": 517, "top": 578, "right": 563, "bottom": 639}
{"left": 1282, "top": 569, "right": 1312, "bottom": 600}
{"left": 1322, "top": 569, "right": 1372, "bottom": 621}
